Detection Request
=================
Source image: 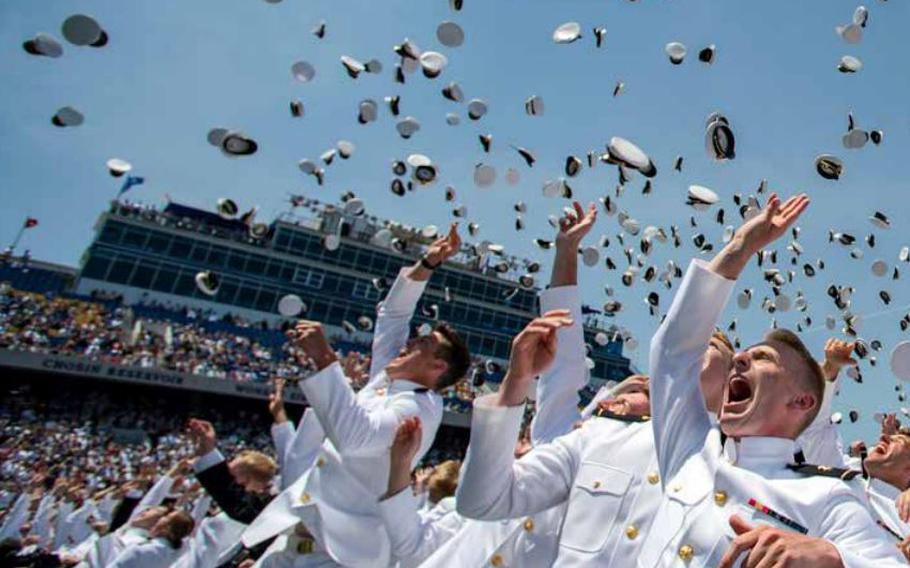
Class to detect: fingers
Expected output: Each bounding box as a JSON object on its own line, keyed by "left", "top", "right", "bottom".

{"left": 729, "top": 514, "right": 756, "bottom": 535}
{"left": 718, "top": 524, "right": 762, "bottom": 568}
{"left": 572, "top": 201, "right": 585, "bottom": 221}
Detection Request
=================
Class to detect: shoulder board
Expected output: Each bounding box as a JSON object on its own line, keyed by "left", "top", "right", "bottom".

{"left": 593, "top": 408, "right": 650, "bottom": 423}
{"left": 786, "top": 463, "right": 861, "bottom": 481}
{"left": 413, "top": 388, "right": 429, "bottom": 394}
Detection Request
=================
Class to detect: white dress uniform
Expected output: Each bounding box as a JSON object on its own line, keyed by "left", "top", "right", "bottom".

{"left": 273, "top": 409, "right": 327, "bottom": 491}
{"left": 172, "top": 513, "right": 246, "bottom": 568}
{"left": 0, "top": 492, "right": 30, "bottom": 539}
{"left": 645, "top": 259, "right": 905, "bottom": 567}
{"left": 793, "top": 372, "right": 910, "bottom": 542}
{"left": 108, "top": 536, "right": 184, "bottom": 568}
{"left": 78, "top": 525, "right": 150, "bottom": 568}
{"left": 243, "top": 268, "right": 443, "bottom": 568}
{"left": 416, "top": 284, "right": 597, "bottom": 568}
{"left": 32, "top": 493, "right": 55, "bottom": 548}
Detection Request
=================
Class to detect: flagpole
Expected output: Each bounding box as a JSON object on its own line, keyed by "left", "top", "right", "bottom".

{"left": 8, "top": 225, "right": 26, "bottom": 253}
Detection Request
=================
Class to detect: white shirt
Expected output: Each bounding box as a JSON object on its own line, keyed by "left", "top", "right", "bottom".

{"left": 645, "top": 259, "right": 904, "bottom": 567}
{"left": 108, "top": 536, "right": 183, "bottom": 568}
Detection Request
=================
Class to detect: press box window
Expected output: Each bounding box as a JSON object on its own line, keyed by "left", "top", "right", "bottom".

{"left": 351, "top": 280, "right": 379, "bottom": 301}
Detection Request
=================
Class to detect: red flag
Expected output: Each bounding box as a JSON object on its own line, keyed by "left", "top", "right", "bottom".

{"left": 24, "top": 217, "right": 38, "bottom": 229}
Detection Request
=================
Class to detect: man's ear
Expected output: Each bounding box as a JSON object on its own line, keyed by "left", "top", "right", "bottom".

{"left": 790, "top": 392, "right": 816, "bottom": 412}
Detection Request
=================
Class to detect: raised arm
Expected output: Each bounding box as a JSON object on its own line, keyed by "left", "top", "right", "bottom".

{"left": 368, "top": 224, "right": 461, "bottom": 383}
{"left": 652, "top": 193, "right": 808, "bottom": 484}
{"left": 267, "top": 378, "right": 295, "bottom": 471}
{"left": 291, "top": 321, "right": 439, "bottom": 456}
{"left": 531, "top": 202, "right": 596, "bottom": 445}
{"left": 379, "top": 418, "right": 466, "bottom": 566}
{"left": 457, "top": 313, "right": 582, "bottom": 520}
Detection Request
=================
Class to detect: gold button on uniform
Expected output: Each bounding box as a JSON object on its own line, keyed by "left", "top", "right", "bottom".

{"left": 300, "top": 492, "right": 311, "bottom": 504}
{"left": 297, "top": 538, "right": 315, "bottom": 554}
{"left": 593, "top": 481, "right": 602, "bottom": 489}
{"left": 523, "top": 518, "right": 534, "bottom": 532}
{"left": 672, "top": 484, "right": 682, "bottom": 493}
{"left": 316, "top": 457, "right": 326, "bottom": 468}
{"left": 647, "top": 471, "right": 659, "bottom": 485}
{"left": 625, "top": 525, "right": 639, "bottom": 540}
{"left": 714, "top": 491, "right": 727, "bottom": 506}
{"left": 678, "top": 545, "right": 694, "bottom": 561}
{"left": 490, "top": 553, "right": 504, "bottom": 566}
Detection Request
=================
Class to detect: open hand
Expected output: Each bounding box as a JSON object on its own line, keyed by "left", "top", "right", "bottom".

{"left": 556, "top": 201, "right": 597, "bottom": 248}
{"left": 268, "top": 378, "right": 288, "bottom": 423}
{"left": 288, "top": 321, "right": 337, "bottom": 371}
{"left": 424, "top": 223, "right": 462, "bottom": 267}
{"left": 737, "top": 193, "right": 810, "bottom": 255}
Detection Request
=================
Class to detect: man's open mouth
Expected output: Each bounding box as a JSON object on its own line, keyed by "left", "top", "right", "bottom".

{"left": 723, "top": 375, "right": 754, "bottom": 414}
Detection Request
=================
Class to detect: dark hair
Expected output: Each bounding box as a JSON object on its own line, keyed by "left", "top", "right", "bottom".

{"left": 763, "top": 328, "right": 825, "bottom": 434}
{"left": 161, "top": 511, "right": 195, "bottom": 549}
{"left": 432, "top": 322, "right": 471, "bottom": 391}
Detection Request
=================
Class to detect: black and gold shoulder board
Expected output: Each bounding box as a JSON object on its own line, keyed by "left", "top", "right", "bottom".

{"left": 593, "top": 408, "right": 651, "bottom": 423}
{"left": 786, "top": 463, "right": 861, "bottom": 481}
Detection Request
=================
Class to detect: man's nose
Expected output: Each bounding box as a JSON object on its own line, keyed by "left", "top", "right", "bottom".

{"left": 880, "top": 435, "right": 890, "bottom": 445}
{"left": 732, "top": 351, "right": 751, "bottom": 373}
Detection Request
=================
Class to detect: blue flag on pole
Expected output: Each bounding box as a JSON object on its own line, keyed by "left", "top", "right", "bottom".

{"left": 118, "top": 176, "right": 145, "bottom": 196}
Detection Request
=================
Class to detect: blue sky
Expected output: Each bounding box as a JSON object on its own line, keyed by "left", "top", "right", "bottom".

{"left": 2, "top": 0, "right": 910, "bottom": 444}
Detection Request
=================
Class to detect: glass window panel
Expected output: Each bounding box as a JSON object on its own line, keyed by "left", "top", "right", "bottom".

{"left": 151, "top": 267, "right": 177, "bottom": 293}
{"left": 256, "top": 289, "right": 277, "bottom": 312}
{"left": 190, "top": 243, "right": 208, "bottom": 263}
{"left": 236, "top": 285, "right": 258, "bottom": 308}
{"left": 246, "top": 255, "right": 266, "bottom": 276}
{"left": 217, "top": 281, "right": 238, "bottom": 304}
{"left": 170, "top": 238, "right": 192, "bottom": 259}
{"left": 98, "top": 223, "right": 123, "bottom": 244}
{"left": 147, "top": 233, "right": 170, "bottom": 254}
{"left": 122, "top": 229, "right": 148, "bottom": 248}
{"left": 130, "top": 262, "right": 157, "bottom": 288}
{"left": 228, "top": 251, "right": 247, "bottom": 272}
{"left": 82, "top": 252, "right": 112, "bottom": 280}
{"left": 265, "top": 260, "right": 282, "bottom": 278}
{"left": 207, "top": 247, "right": 227, "bottom": 267}
{"left": 174, "top": 272, "right": 197, "bottom": 297}
{"left": 107, "top": 258, "right": 135, "bottom": 284}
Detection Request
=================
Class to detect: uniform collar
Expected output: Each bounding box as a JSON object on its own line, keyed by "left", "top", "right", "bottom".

{"left": 389, "top": 379, "right": 431, "bottom": 394}
{"left": 868, "top": 476, "right": 902, "bottom": 501}
{"left": 728, "top": 436, "right": 798, "bottom": 471}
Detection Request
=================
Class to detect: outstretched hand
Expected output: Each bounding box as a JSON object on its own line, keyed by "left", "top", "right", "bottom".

{"left": 424, "top": 223, "right": 462, "bottom": 266}
{"left": 498, "top": 310, "right": 574, "bottom": 407}
{"left": 738, "top": 193, "right": 810, "bottom": 254}
{"left": 268, "top": 378, "right": 288, "bottom": 423}
{"left": 187, "top": 418, "right": 217, "bottom": 457}
{"left": 821, "top": 338, "right": 857, "bottom": 382}
{"left": 556, "top": 201, "right": 597, "bottom": 248}
{"left": 709, "top": 193, "right": 810, "bottom": 281}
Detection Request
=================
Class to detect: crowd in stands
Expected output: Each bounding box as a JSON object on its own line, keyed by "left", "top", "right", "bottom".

{"left": 0, "top": 285, "right": 489, "bottom": 409}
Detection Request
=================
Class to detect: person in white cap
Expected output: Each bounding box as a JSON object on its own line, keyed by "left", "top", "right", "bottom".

{"left": 242, "top": 224, "right": 471, "bottom": 567}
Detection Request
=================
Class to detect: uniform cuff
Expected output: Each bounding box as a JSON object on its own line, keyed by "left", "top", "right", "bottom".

{"left": 193, "top": 449, "right": 225, "bottom": 473}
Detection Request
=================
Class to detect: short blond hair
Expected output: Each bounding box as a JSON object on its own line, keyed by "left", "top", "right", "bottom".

{"left": 427, "top": 460, "right": 460, "bottom": 503}
{"left": 764, "top": 329, "right": 825, "bottom": 435}
{"left": 233, "top": 451, "right": 277, "bottom": 483}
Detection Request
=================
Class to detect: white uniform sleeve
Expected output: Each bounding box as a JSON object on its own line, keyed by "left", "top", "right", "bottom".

{"left": 270, "top": 421, "right": 295, "bottom": 472}
{"left": 797, "top": 378, "right": 852, "bottom": 467}
{"left": 649, "top": 259, "right": 735, "bottom": 486}
{"left": 193, "top": 449, "right": 225, "bottom": 473}
{"left": 128, "top": 475, "right": 176, "bottom": 522}
{"left": 530, "top": 285, "right": 587, "bottom": 445}
{"left": 456, "top": 394, "right": 582, "bottom": 520}
{"left": 820, "top": 486, "right": 907, "bottom": 567}
{"left": 190, "top": 495, "right": 212, "bottom": 532}
{"left": 300, "top": 361, "right": 439, "bottom": 457}
{"left": 33, "top": 494, "right": 55, "bottom": 548}
{"left": 280, "top": 408, "right": 326, "bottom": 489}
{"left": 368, "top": 268, "right": 429, "bottom": 386}
{"left": 378, "top": 491, "right": 465, "bottom": 567}
{"left": 0, "top": 493, "right": 30, "bottom": 539}
{"left": 108, "top": 542, "right": 162, "bottom": 568}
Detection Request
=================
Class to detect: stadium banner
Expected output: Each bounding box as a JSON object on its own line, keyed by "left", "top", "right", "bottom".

{"left": 0, "top": 349, "right": 308, "bottom": 404}
{"left": 0, "top": 350, "right": 472, "bottom": 427}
